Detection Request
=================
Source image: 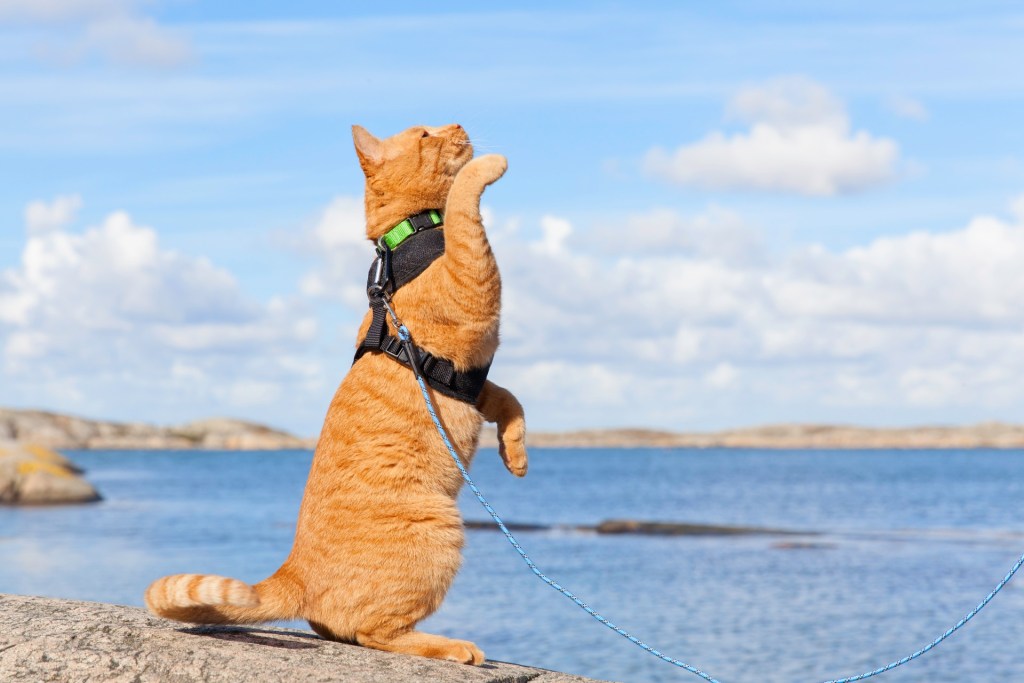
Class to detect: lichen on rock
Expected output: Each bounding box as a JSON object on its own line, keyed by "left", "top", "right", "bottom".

{"left": 0, "top": 442, "right": 101, "bottom": 505}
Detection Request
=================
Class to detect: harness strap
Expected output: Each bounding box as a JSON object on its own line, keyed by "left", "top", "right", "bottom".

{"left": 362, "top": 300, "right": 389, "bottom": 351}
{"left": 353, "top": 212, "right": 491, "bottom": 405}
{"left": 377, "top": 227, "right": 445, "bottom": 294}
{"left": 354, "top": 309, "right": 491, "bottom": 403}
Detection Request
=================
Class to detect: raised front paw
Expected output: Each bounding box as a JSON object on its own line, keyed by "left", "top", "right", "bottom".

{"left": 457, "top": 153, "right": 507, "bottom": 188}
{"left": 499, "top": 431, "right": 528, "bottom": 478}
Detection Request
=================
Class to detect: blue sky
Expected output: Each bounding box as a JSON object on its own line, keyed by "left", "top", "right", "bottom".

{"left": 2, "top": 2, "right": 1023, "bottom": 435}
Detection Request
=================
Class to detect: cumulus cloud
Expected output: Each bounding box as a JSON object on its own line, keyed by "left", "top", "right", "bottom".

{"left": 644, "top": 77, "right": 900, "bottom": 196}
{"left": 0, "top": 196, "right": 319, "bottom": 422}
{"left": 0, "top": 0, "right": 191, "bottom": 67}
{"left": 772, "top": 216, "right": 1024, "bottom": 325}
{"left": 1011, "top": 194, "right": 1024, "bottom": 222}
{"left": 297, "top": 195, "right": 375, "bottom": 310}
{"left": 142, "top": 189, "right": 1024, "bottom": 430}
{"left": 479, "top": 197, "right": 1024, "bottom": 428}
{"left": 533, "top": 215, "right": 573, "bottom": 255}
{"left": 24, "top": 193, "right": 81, "bottom": 234}
{"left": 596, "top": 205, "right": 764, "bottom": 264}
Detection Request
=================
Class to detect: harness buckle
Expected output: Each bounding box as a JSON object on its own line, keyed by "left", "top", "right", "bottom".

{"left": 407, "top": 212, "right": 436, "bottom": 232}
{"left": 380, "top": 335, "right": 409, "bottom": 364}
{"left": 419, "top": 352, "right": 437, "bottom": 376}
{"left": 366, "top": 246, "right": 392, "bottom": 302}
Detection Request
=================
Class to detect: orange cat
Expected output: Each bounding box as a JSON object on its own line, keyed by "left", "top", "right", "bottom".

{"left": 145, "top": 124, "right": 528, "bottom": 665}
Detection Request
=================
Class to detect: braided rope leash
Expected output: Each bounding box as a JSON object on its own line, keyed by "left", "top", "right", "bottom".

{"left": 392, "top": 319, "right": 1024, "bottom": 682}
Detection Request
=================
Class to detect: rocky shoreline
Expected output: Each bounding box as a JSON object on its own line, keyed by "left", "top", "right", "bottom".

{"left": 482, "top": 421, "right": 1024, "bottom": 449}
{"left": 0, "top": 409, "right": 313, "bottom": 451}
{"left": 3, "top": 407, "right": 1024, "bottom": 451}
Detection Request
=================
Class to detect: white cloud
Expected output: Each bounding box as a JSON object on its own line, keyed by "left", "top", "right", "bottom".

{"left": 77, "top": 15, "right": 191, "bottom": 67}
{"left": 772, "top": 215, "right": 1024, "bottom": 325}
{"left": 644, "top": 77, "right": 900, "bottom": 196}
{"left": 481, "top": 196, "right": 1024, "bottom": 428}
{"left": 1011, "top": 194, "right": 1024, "bottom": 222}
{"left": 0, "top": 196, "right": 319, "bottom": 423}
{"left": 886, "top": 94, "right": 929, "bottom": 122}
{"left": 705, "top": 362, "right": 739, "bottom": 389}
{"left": 297, "top": 195, "right": 374, "bottom": 309}
{"left": 0, "top": 0, "right": 191, "bottom": 67}
{"left": 727, "top": 77, "right": 848, "bottom": 131}
{"left": 534, "top": 215, "right": 573, "bottom": 255}
{"left": 24, "top": 193, "right": 81, "bottom": 234}
{"left": 0, "top": 0, "right": 131, "bottom": 23}
{"left": 599, "top": 205, "right": 764, "bottom": 264}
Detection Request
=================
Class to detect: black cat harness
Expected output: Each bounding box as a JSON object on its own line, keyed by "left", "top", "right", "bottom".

{"left": 353, "top": 210, "right": 491, "bottom": 404}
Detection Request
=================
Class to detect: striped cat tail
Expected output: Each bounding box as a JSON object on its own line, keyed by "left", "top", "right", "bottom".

{"left": 144, "top": 569, "right": 301, "bottom": 624}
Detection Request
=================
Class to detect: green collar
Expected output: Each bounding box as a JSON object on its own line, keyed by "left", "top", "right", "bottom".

{"left": 378, "top": 209, "right": 444, "bottom": 251}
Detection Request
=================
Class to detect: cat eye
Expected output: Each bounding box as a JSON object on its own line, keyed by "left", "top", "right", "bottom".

{"left": 421, "top": 130, "right": 430, "bottom": 138}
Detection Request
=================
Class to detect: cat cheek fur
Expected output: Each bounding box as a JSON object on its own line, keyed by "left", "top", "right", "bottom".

{"left": 143, "top": 124, "right": 528, "bottom": 667}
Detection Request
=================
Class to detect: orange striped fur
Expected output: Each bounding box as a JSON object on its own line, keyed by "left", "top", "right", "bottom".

{"left": 145, "top": 124, "right": 528, "bottom": 665}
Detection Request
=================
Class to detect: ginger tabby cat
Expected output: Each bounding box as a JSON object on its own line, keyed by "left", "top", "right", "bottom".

{"left": 145, "top": 123, "right": 528, "bottom": 665}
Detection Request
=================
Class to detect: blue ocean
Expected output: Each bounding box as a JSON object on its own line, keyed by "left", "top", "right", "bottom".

{"left": 2, "top": 447, "right": 1022, "bottom": 683}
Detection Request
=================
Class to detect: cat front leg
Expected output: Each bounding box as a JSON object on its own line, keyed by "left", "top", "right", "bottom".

{"left": 477, "top": 380, "right": 528, "bottom": 477}
{"left": 450, "top": 154, "right": 507, "bottom": 215}
{"left": 442, "top": 154, "right": 507, "bottom": 263}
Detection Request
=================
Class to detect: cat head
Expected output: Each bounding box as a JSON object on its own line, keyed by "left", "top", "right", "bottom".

{"left": 352, "top": 124, "right": 473, "bottom": 240}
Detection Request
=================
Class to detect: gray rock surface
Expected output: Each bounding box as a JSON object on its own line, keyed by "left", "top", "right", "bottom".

{"left": 0, "top": 594, "right": 609, "bottom": 682}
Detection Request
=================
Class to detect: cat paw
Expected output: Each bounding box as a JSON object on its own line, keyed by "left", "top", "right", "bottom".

{"left": 443, "top": 639, "right": 486, "bottom": 665}
{"left": 360, "top": 630, "right": 486, "bottom": 666}
{"left": 459, "top": 153, "right": 507, "bottom": 187}
{"left": 499, "top": 436, "right": 528, "bottom": 477}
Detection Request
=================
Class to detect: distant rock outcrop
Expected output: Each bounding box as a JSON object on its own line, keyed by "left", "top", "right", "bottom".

{"left": 0, "top": 409, "right": 313, "bottom": 451}
{"left": 0, "top": 442, "right": 100, "bottom": 505}
{"left": 0, "top": 594, "right": 604, "bottom": 683}
{"left": 4, "top": 407, "right": 1024, "bottom": 451}
{"left": 480, "top": 421, "right": 1024, "bottom": 449}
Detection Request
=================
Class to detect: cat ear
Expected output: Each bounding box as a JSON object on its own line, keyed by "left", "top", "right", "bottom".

{"left": 352, "top": 125, "right": 384, "bottom": 173}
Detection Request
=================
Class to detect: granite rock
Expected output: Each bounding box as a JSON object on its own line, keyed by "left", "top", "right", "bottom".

{"left": 0, "top": 594, "right": 608, "bottom": 683}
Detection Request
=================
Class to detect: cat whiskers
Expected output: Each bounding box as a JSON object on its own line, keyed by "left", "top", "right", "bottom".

{"left": 464, "top": 138, "right": 496, "bottom": 153}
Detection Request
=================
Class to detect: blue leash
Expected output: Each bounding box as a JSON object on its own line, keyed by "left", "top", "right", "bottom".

{"left": 390, "top": 315, "right": 1024, "bottom": 682}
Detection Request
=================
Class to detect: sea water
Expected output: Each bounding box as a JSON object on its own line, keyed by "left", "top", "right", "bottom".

{"left": 2, "top": 448, "right": 1022, "bottom": 682}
